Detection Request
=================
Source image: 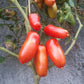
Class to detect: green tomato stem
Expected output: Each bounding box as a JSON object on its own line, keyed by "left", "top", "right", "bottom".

{"left": 0, "top": 47, "right": 18, "bottom": 58}
{"left": 48, "top": 64, "right": 54, "bottom": 69}
{"left": 0, "top": 6, "right": 26, "bottom": 12}
{"left": 32, "top": 59, "right": 40, "bottom": 84}
{"left": 28, "top": 0, "right": 31, "bottom": 15}
{"left": 65, "top": 10, "right": 83, "bottom": 55}
{"left": 10, "top": 0, "right": 31, "bottom": 33}
{"left": 27, "top": 59, "right": 40, "bottom": 84}
{"left": 34, "top": 75, "right": 40, "bottom": 84}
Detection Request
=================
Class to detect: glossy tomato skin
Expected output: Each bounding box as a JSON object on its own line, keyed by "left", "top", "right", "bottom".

{"left": 29, "top": 13, "right": 41, "bottom": 31}
{"left": 44, "top": 0, "right": 55, "bottom": 7}
{"left": 44, "top": 25, "right": 69, "bottom": 39}
{"left": 19, "top": 31, "right": 40, "bottom": 64}
{"left": 46, "top": 39, "right": 66, "bottom": 68}
{"left": 34, "top": 45, "right": 48, "bottom": 77}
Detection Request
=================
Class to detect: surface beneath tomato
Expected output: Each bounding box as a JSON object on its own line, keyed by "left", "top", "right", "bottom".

{"left": 34, "top": 45, "right": 48, "bottom": 77}
{"left": 46, "top": 39, "right": 66, "bottom": 68}
{"left": 19, "top": 31, "right": 40, "bottom": 64}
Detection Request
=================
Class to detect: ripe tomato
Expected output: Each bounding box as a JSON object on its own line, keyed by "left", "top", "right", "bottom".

{"left": 19, "top": 31, "right": 40, "bottom": 64}
{"left": 29, "top": 13, "right": 41, "bottom": 31}
{"left": 34, "top": 45, "right": 48, "bottom": 76}
{"left": 46, "top": 39, "right": 66, "bottom": 68}
{"left": 44, "top": 24, "right": 69, "bottom": 38}
{"left": 44, "top": 0, "right": 55, "bottom": 7}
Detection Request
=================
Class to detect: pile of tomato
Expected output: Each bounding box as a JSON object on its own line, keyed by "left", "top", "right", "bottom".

{"left": 19, "top": 13, "right": 69, "bottom": 77}
{"left": 19, "top": 0, "right": 69, "bottom": 77}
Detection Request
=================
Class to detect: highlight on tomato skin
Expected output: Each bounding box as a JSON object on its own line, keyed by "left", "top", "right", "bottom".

{"left": 34, "top": 45, "right": 48, "bottom": 77}
{"left": 46, "top": 39, "right": 66, "bottom": 69}
{"left": 44, "top": 24, "right": 69, "bottom": 39}
{"left": 44, "top": 0, "right": 55, "bottom": 7}
{"left": 19, "top": 31, "right": 40, "bottom": 64}
{"left": 29, "top": 13, "right": 41, "bottom": 31}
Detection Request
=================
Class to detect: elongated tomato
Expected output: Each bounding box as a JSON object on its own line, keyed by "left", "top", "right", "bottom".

{"left": 46, "top": 39, "right": 66, "bottom": 68}
{"left": 29, "top": 13, "right": 41, "bottom": 31}
{"left": 34, "top": 45, "right": 48, "bottom": 76}
{"left": 19, "top": 31, "right": 40, "bottom": 64}
{"left": 44, "top": 25, "right": 69, "bottom": 38}
{"left": 44, "top": 0, "right": 55, "bottom": 7}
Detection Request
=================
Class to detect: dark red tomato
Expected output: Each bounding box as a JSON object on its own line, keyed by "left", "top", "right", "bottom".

{"left": 46, "top": 39, "right": 66, "bottom": 69}
{"left": 29, "top": 13, "right": 41, "bottom": 31}
{"left": 34, "top": 45, "right": 48, "bottom": 77}
{"left": 44, "top": 24, "right": 69, "bottom": 39}
{"left": 19, "top": 31, "right": 40, "bottom": 64}
{"left": 44, "top": 0, "right": 55, "bottom": 7}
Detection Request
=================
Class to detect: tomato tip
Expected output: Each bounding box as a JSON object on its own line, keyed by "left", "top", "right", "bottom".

{"left": 67, "top": 33, "right": 69, "bottom": 37}
{"left": 60, "top": 67, "right": 63, "bottom": 69}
